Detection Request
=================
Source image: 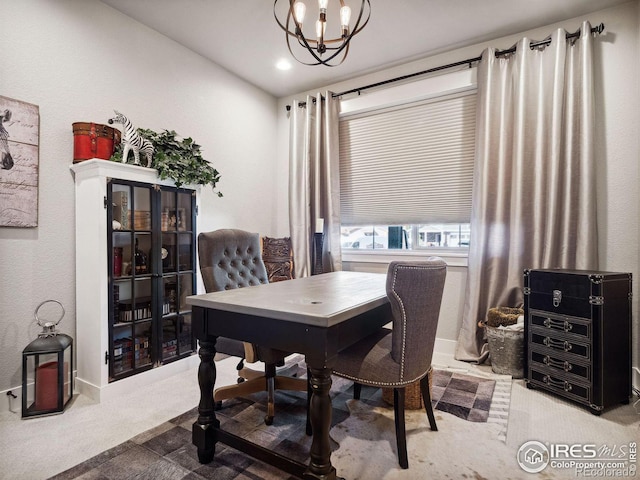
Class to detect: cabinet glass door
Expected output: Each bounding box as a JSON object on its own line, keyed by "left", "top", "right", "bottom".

{"left": 109, "top": 182, "right": 154, "bottom": 379}
{"left": 159, "top": 188, "right": 196, "bottom": 362}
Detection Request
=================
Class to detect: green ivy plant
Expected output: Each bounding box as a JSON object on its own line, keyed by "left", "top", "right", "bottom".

{"left": 111, "top": 128, "right": 222, "bottom": 197}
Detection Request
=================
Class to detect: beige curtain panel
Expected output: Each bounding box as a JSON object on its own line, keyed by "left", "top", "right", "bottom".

{"left": 288, "top": 92, "right": 342, "bottom": 278}
{"left": 456, "top": 22, "right": 598, "bottom": 362}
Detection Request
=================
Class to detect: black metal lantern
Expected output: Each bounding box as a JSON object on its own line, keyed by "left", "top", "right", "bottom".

{"left": 22, "top": 300, "right": 73, "bottom": 418}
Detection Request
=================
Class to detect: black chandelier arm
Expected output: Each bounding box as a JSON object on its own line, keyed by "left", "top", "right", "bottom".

{"left": 285, "top": 13, "right": 349, "bottom": 66}
{"left": 286, "top": 22, "right": 329, "bottom": 65}
{"left": 287, "top": 29, "right": 348, "bottom": 67}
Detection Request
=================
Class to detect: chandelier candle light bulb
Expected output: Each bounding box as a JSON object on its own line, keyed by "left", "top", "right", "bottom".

{"left": 340, "top": 5, "right": 351, "bottom": 35}
{"left": 293, "top": 2, "right": 306, "bottom": 28}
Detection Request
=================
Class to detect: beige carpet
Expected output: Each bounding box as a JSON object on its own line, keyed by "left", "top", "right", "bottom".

{"left": 3, "top": 353, "right": 638, "bottom": 479}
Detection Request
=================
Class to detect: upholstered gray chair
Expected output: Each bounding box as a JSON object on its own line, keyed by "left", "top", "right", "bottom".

{"left": 332, "top": 259, "right": 447, "bottom": 469}
{"left": 198, "top": 229, "right": 308, "bottom": 425}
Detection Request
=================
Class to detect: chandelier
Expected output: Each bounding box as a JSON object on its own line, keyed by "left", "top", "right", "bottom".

{"left": 274, "top": 0, "right": 371, "bottom": 67}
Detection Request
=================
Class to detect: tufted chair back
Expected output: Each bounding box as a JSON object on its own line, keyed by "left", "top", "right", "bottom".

{"left": 388, "top": 259, "right": 447, "bottom": 382}
{"left": 198, "top": 229, "right": 269, "bottom": 292}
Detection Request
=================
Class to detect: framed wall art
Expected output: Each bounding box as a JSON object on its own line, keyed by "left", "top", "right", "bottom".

{"left": 0, "top": 95, "right": 40, "bottom": 227}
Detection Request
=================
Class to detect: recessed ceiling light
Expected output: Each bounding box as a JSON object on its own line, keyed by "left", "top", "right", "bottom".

{"left": 276, "top": 59, "right": 292, "bottom": 71}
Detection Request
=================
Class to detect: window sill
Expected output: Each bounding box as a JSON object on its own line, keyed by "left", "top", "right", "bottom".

{"left": 341, "top": 249, "right": 468, "bottom": 267}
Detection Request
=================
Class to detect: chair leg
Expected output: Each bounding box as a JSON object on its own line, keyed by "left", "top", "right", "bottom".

{"left": 393, "top": 388, "right": 409, "bottom": 469}
{"left": 420, "top": 373, "right": 438, "bottom": 431}
{"left": 264, "top": 363, "right": 276, "bottom": 425}
{"left": 353, "top": 382, "right": 362, "bottom": 400}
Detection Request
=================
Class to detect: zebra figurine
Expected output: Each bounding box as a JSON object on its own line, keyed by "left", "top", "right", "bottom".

{"left": 108, "top": 110, "right": 154, "bottom": 167}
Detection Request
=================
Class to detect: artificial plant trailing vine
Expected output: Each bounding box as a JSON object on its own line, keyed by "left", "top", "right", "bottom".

{"left": 111, "top": 128, "right": 222, "bottom": 196}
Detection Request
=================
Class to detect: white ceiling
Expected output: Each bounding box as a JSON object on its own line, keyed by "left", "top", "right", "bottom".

{"left": 100, "top": 0, "right": 626, "bottom": 98}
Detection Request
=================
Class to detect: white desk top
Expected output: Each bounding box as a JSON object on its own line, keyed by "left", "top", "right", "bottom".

{"left": 187, "top": 271, "right": 388, "bottom": 327}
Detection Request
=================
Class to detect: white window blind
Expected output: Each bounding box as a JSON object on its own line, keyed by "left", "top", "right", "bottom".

{"left": 339, "top": 91, "right": 477, "bottom": 225}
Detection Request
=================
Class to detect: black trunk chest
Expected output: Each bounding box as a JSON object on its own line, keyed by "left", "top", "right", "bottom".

{"left": 523, "top": 269, "right": 632, "bottom": 414}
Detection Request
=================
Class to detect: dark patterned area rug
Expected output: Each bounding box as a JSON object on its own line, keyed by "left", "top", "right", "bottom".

{"left": 431, "top": 370, "right": 496, "bottom": 422}
{"left": 49, "top": 364, "right": 504, "bottom": 480}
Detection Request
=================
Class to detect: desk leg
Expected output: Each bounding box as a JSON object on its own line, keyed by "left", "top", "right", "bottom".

{"left": 192, "top": 339, "right": 219, "bottom": 464}
{"left": 306, "top": 367, "right": 337, "bottom": 480}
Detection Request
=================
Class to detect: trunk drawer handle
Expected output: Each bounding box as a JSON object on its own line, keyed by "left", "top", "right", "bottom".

{"left": 543, "top": 337, "right": 573, "bottom": 352}
{"left": 543, "top": 375, "right": 572, "bottom": 392}
{"left": 543, "top": 355, "right": 574, "bottom": 372}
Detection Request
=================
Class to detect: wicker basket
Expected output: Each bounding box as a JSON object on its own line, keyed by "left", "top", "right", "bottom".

{"left": 486, "top": 306, "right": 523, "bottom": 327}
{"left": 381, "top": 368, "right": 433, "bottom": 410}
{"left": 486, "top": 325, "right": 524, "bottom": 378}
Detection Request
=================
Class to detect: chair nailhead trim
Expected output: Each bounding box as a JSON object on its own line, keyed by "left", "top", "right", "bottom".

{"left": 332, "top": 370, "right": 428, "bottom": 388}
{"left": 391, "top": 263, "right": 445, "bottom": 382}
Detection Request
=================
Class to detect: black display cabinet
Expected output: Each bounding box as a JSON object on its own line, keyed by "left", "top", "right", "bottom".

{"left": 108, "top": 180, "right": 197, "bottom": 382}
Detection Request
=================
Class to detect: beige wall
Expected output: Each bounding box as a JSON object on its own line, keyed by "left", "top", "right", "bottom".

{"left": 0, "top": 0, "right": 279, "bottom": 394}
{"left": 275, "top": 1, "right": 640, "bottom": 375}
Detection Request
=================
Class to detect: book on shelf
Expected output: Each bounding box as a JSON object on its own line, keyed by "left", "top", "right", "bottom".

{"left": 113, "top": 285, "right": 120, "bottom": 324}
{"left": 113, "top": 336, "right": 153, "bottom": 371}
{"left": 112, "top": 337, "right": 133, "bottom": 374}
{"left": 112, "top": 191, "right": 129, "bottom": 229}
{"left": 178, "top": 332, "right": 192, "bottom": 350}
{"left": 162, "top": 338, "right": 178, "bottom": 358}
{"left": 134, "top": 210, "right": 151, "bottom": 230}
{"left": 162, "top": 208, "right": 187, "bottom": 231}
{"left": 135, "top": 336, "right": 149, "bottom": 350}
{"left": 113, "top": 338, "right": 132, "bottom": 357}
{"left": 117, "top": 297, "right": 152, "bottom": 322}
{"left": 162, "top": 301, "right": 171, "bottom": 315}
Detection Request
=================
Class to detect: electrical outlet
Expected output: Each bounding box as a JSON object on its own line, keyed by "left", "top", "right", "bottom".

{"left": 1, "top": 387, "right": 20, "bottom": 414}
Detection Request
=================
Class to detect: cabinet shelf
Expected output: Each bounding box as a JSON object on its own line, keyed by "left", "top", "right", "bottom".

{"left": 112, "top": 319, "right": 154, "bottom": 327}
{"left": 161, "top": 310, "right": 191, "bottom": 318}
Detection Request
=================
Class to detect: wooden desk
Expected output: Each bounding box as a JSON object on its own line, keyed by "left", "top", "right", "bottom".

{"left": 187, "top": 271, "right": 390, "bottom": 480}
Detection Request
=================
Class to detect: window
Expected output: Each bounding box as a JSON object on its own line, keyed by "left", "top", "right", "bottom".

{"left": 341, "top": 224, "right": 470, "bottom": 250}
{"left": 339, "top": 82, "right": 476, "bottom": 251}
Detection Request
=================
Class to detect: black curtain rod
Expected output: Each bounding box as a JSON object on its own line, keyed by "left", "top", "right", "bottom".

{"left": 286, "top": 22, "right": 604, "bottom": 111}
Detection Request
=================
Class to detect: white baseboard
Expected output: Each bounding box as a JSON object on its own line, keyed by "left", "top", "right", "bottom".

{"left": 434, "top": 337, "right": 458, "bottom": 357}
{"left": 1, "top": 355, "right": 201, "bottom": 414}
{"left": 77, "top": 355, "right": 200, "bottom": 403}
